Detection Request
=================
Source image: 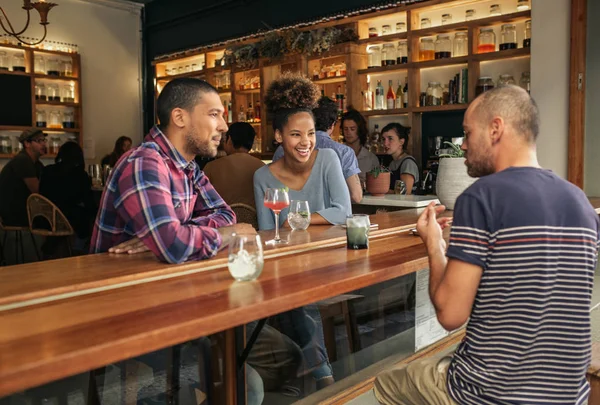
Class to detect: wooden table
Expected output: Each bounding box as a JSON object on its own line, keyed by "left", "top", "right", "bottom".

{"left": 1, "top": 198, "right": 598, "bottom": 401}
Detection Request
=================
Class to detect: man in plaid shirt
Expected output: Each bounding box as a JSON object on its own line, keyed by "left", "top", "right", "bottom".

{"left": 91, "top": 78, "right": 255, "bottom": 263}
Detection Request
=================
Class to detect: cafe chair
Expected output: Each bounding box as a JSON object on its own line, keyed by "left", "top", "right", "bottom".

{"left": 229, "top": 203, "right": 259, "bottom": 230}
{"left": 317, "top": 294, "right": 363, "bottom": 366}
{"left": 0, "top": 216, "right": 37, "bottom": 265}
{"left": 26, "top": 193, "right": 75, "bottom": 258}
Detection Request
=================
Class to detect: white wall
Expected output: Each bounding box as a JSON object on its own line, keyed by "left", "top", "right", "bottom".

{"left": 531, "top": 0, "right": 571, "bottom": 179}
{"left": 0, "top": 0, "right": 143, "bottom": 166}
{"left": 585, "top": 0, "right": 600, "bottom": 196}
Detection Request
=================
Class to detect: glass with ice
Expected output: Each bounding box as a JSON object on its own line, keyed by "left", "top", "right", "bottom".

{"left": 287, "top": 200, "right": 310, "bottom": 231}
{"left": 346, "top": 214, "right": 370, "bottom": 250}
{"left": 228, "top": 233, "right": 264, "bottom": 281}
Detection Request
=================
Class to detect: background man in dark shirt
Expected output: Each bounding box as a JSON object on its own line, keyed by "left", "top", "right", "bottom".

{"left": 0, "top": 129, "right": 47, "bottom": 226}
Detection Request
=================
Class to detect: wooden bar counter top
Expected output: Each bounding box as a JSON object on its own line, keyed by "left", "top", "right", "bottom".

{"left": 0, "top": 198, "right": 598, "bottom": 397}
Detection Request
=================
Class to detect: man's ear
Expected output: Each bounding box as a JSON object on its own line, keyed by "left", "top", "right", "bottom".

{"left": 489, "top": 117, "right": 505, "bottom": 144}
{"left": 170, "top": 108, "right": 186, "bottom": 129}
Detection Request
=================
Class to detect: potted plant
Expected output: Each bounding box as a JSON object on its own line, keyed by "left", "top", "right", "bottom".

{"left": 436, "top": 142, "right": 477, "bottom": 210}
{"left": 366, "top": 165, "right": 391, "bottom": 197}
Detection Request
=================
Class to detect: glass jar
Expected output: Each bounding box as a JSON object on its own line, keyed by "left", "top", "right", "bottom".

{"left": 498, "top": 74, "right": 516, "bottom": 85}
{"left": 476, "top": 77, "right": 495, "bottom": 96}
{"left": 435, "top": 34, "right": 452, "bottom": 59}
{"left": 61, "top": 83, "right": 75, "bottom": 102}
{"left": 368, "top": 27, "right": 378, "bottom": 38}
{"left": 382, "top": 25, "right": 392, "bottom": 36}
{"left": 49, "top": 110, "right": 62, "bottom": 129}
{"left": 49, "top": 137, "right": 61, "bottom": 155}
{"left": 12, "top": 54, "right": 25, "bottom": 72}
{"left": 368, "top": 45, "right": 382, "bottom": 68}
{"left": 35, "top": 82, "right": 46, "bottom": 101}
{"left": 520, "top": 71, "right": 531, "bottom": 93}
{"left": 524, "top": 20, "right": 532, "bottom": 48}
{"left": 34, "top": 55, "right": 45, "bottom": 74}
{"left": 185, "top": 64, "right": 191, "bottom": 72}
{"left": 36, "top": 110, "right": 47, "bottom": 127}
{"left": 478, "top": 28, "right": 496, "bottom": 53}
{"left": 327, "top": 65, "right": 336, "bottom": 77}
{"left": 441, "top": 14, "right": 452, "bottom": 25}
{"left": 46, "top": 58, "right": 60, "bottom": 76}
{"left": 500, "top": 24, "right": 517, "bottom": 50}
{"left": 0, "top": 51, "right": 8, "bottom": 71}
{"left": 465, "top": 9, "right": 476, "bottom": 21}
{"left": 61, "top": 59, "right": 73, "bottom": 76}
{"left": 1, "top": 136, "right": 12, "bottom": 155}
{"left": 517, "top": 0, "right": 530, "bottom": 11}
{"left": 62, "top": 110, "right": 75, "bottom": 128}
{"left": 47, "top": 83, "right": 60, "bottom": 101}
{"left": 420, "top": 37, "right": 435, "bottom": 61}
{"left": 396, "top": 22, "right": 406, "bottom": 33}
{"left": 420, "top": 18, "right": 431, "bottom": 29}
{"left": 490, "top": 4, "right": 502, "bottom": 16}
{"left": 339, "top": 62, "right": 347, "bottom": 76}
{"left": 382, "top": 43, "right": 396, "bottom": 66}
{"left": 426, "top": 82, "right": 443, "bottom": 106}
{"left": 453, "top": 31, "right": 468, "bottom": 57}
{"left": 442, "top": 84, "right": 450, "bottom": 105}
{"left": 396, "top": 40, "right": 408, "bottom": 64}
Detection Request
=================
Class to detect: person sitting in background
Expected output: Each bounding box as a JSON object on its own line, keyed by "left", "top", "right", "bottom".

{"left": 341, "top": 109, "right": 379, "bottom": 185}
{"left": 40, "top": 141, "right": 96, "bottom": 243}
{"left": 272, "top": 96, "right": 363, "bottom": 203}
{"left": 91, "top": 78, "right": 254, "bottom": 264}
{"left": 203, "top": 122, "right": 265, "bottom": 211}
{"left": 0, "top": 128, "right": 46, "bottom": 226}
{"left": 101, "top": 135, "right": 132, "bottom": 167}
{"left": 381, "top": 122, "right": 419, "bottom": 194}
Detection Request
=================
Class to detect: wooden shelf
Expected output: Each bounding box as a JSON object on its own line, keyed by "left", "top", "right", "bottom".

{"left": 358, "top": 32, "right": 408, "bottom": 45}
{"left": 32, "top": 48, "right": 79, "bottom": 58}
{"left": 156, "top": 70, "right": 205, "bottom": 81}
{"left": 474, "top": 47, "right": 531, "bottom": 62}
{"left": 35, "top": 127, "right": 80, "bottom": 133}
{"left": 235, "top": 88, "right": 261, "bottom": 94}
{"left": 412, "top": 10, "right": 532, "bottom": 37}
{"left": 312, "top": 76, "right": 347, "bottom": 85}
{"left": 412, "top": 104, "right": 467, "bottom": 113}
{"left": 361, "top": 108, "right": 410, "bottom": 117}
{"left": 217, "top": 90, "right": 232, "bottom": 95}
{"left": 0, "top": 125, "right": 30, "bottom": 132}
{"left": 414, "top": 56, "right": 469, "bottom": 69}
{"left": 34, "top": 74, "right": 78, "bottom": 82}
{"left": 36, "top": 101, "right": 80, "bottom": 107}
{"left": 0, "top": 43, "right": 27, "bottom": 51}
{"left": 0, "top": 70, "right": 29, "bottom": 76}
{"left": 358, "top": 64, "right": 410, "bottom": 75}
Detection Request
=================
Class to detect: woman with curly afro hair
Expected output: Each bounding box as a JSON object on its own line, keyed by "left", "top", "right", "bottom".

{"left": 252, "top": 73, "right": 350, "bottom": 390}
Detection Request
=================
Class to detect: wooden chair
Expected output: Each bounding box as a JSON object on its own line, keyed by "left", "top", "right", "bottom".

{"left": 0, "top": 216, "right": 37, "bottom": 265}
{"left": 230, "top": 203, "right": 259, "bottom": 230}
{"left": 26, "top": 193, "right": 75, "bottom": 258}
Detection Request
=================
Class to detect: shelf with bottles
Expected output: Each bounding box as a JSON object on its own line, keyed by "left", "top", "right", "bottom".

{"left": 413, "top": 104, "right": 468, "bottom": 113}
{"left": 155, "top": 53, "right": 206, "bottom": 78}
{"left": 419, "top": 64, "right": 468, "bottom": 108}
{"left": 361, "top": 108, "right": 410, "bottom": 117}
{"left": 473, "top": 20, "right": 531, "bottom": 56}
{"left": 234, "top": 70, "right": 261, "bottom": 92}
{"left": 0, "top": 47, "right": 28, "bottom": 73}
{"left": 478, "top": 56, "right": 531, "bottom": 94}
{"left": 357, "top": 10, "right": 408, "bottom": 41}
{"left": 34, "top": 74, "right": 79, "bottom": 81}
{"left": 35, "top": 80, "right": 78, "bottom": 104}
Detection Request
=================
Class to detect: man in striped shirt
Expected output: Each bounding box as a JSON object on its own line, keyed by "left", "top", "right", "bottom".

{"left": 91, "top": 78, "right": 255, "bottom": 263}
{"left": 375, "top": 86, "right": 599, "bottom": 404}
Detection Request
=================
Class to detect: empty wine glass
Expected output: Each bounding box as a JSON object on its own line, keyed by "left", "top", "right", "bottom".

{"left": 287, "top": 200, "right": 310, "bottom": 231}
{"left": 228, "top": 233, "right": 264, "bottom": 281}
{"left": 263, "top": 188, "right": 290, "bottom": 244}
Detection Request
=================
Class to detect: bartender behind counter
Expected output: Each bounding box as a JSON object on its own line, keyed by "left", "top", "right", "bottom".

{"left": 381, "top": 122, "right": 419, "bottom": 195}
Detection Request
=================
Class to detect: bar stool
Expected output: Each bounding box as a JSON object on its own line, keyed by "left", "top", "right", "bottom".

{"left": 0, "top": 217, "right": 37, "bottom": 265}
{"left": 27, "top": 194, "right": 74, "bottom": 258}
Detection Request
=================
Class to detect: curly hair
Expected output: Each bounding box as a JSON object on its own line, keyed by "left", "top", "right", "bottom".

{"left": 341, "top": 109, "right": 369, "bottom": 146}
{"left": 264, "top": 72, "right": 320, "bottom": 132}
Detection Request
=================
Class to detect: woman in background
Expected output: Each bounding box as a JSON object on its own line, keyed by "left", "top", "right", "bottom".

{"left": 341, "top": 109, "right": 379, "bottom": 184}
{"left": 381, "top": 122, "right": 419, "bottom": 194}
{"left": 101, "top": 135, "right": 132, "bottom": 167}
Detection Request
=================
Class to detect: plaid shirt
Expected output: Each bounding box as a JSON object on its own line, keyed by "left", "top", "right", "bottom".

{"left": 90, "top": 126, "right": 236, "bottom": 263}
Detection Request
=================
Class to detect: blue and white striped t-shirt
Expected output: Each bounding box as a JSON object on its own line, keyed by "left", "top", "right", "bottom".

{"left": 446, "top": 167, "right": 600, "bottom": 405}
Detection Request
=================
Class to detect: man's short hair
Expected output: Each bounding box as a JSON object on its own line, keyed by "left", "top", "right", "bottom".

{"left": 312, "top": 96, "right": 339, "bottom": 132}
{"left": 227, "top": 122, "right": 256, "bottom": 151}
{"left": 474, "top": 85, "right": 540, "bottom": 143}
{"left": 156, "top": 78, "right": 218, "bottom": 128}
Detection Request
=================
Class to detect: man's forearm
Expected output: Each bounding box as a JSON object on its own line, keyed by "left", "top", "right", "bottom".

{"left": 427, "top": 241, "right": 448, "bottom": 306}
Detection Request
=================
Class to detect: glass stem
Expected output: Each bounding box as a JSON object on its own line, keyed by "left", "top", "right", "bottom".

{"left": 274, "top": 212, "right": 280, "bottom": 241}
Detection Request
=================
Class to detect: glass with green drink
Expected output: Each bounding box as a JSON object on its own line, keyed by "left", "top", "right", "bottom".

{"left": 346, "top": 214, "right": 370, "bottom": 249}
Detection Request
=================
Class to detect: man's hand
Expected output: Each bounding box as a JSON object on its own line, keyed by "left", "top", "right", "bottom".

{"left": 108, "top": 237, "right": 150, "bottom": 254}
{"left": 416, "top": 202, "right": 451, "bottom": 252}
{"left": 217, "top": 223, "right": 257, "bottom": 249}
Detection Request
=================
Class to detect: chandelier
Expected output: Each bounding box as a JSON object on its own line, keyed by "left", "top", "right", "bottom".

{"left": 0, "top": 0, "right": 58, "bottom": 46}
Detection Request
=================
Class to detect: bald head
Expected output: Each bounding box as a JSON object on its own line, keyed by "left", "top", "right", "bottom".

{"left": 471, "top": 85, "right": 539, "bottom": 143}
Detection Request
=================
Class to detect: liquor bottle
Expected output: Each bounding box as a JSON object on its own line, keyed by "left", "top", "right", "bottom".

{"left": 247, "top": 102, "right": 254, "bottom": 122}
{"left": 336, "top": 85, "right": 343, "bottom": 116}
{"left": 375, "top": 80, "right": 385, "bottom": 110}
{"left": 223, "top": 100, "right": 228, "bottom": 121}
{"left": 238, "top": 106, "right": 246, "bottom": 122}
{"left": 254, "top": 101, "right": 261, "bottom": 121}
{"left": 363, "top": 83, "right": 373, "bottom": 111}
{"left": 227, "top": 101, "right": 233, "bottom": 123}
{"left": 403, "top": 77, "right": 409, "bottom": 108}
{"left": 395, "top": 80, "right": 404, "bottom": 109}
{"left": 386, "top": 80, "right": 396, "bottom": 110}
{"left": 342, "top": 84, "right": 348, "bottom": 112}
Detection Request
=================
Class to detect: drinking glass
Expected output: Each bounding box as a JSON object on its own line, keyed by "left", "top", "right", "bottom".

{"left": 228, "top": 233, "right": 264, "bottom": 281}
{"left": 346, "top": 214, "right": 371, "bottom": 250}
{"left": 264, "top": 188, "right": 290, "bottom": 243}
{"left": 287, "top": 200, "right": 311, "bottom": 231}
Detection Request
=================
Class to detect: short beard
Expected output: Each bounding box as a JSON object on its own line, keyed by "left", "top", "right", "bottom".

{"left": 184, "top": 128, "right": 216, "bottom": 158}
{"left": 465, "top": 157, "right": 494, "bottom": 178}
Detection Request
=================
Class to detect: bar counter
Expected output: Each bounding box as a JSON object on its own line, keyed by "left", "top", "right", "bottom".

{"left": 1, "top": 198, "right": 598, "bottom": 399}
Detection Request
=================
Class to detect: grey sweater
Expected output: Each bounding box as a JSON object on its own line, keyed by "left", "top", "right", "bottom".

{"left": 253, "top": 149, "right": 352, "bottom": 230}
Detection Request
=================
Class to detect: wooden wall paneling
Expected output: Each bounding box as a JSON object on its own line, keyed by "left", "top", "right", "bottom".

{"left": 568, "top": 0, "right": 587, "bottom": 188}
{"left": 410, "top": 112, "right": 423, "bottom": 170}
{"left": 347, "top": 47, "right": 368, "bottom": 110}
{"left": 467, "top": 26, "right": 479, "bottom": 104}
